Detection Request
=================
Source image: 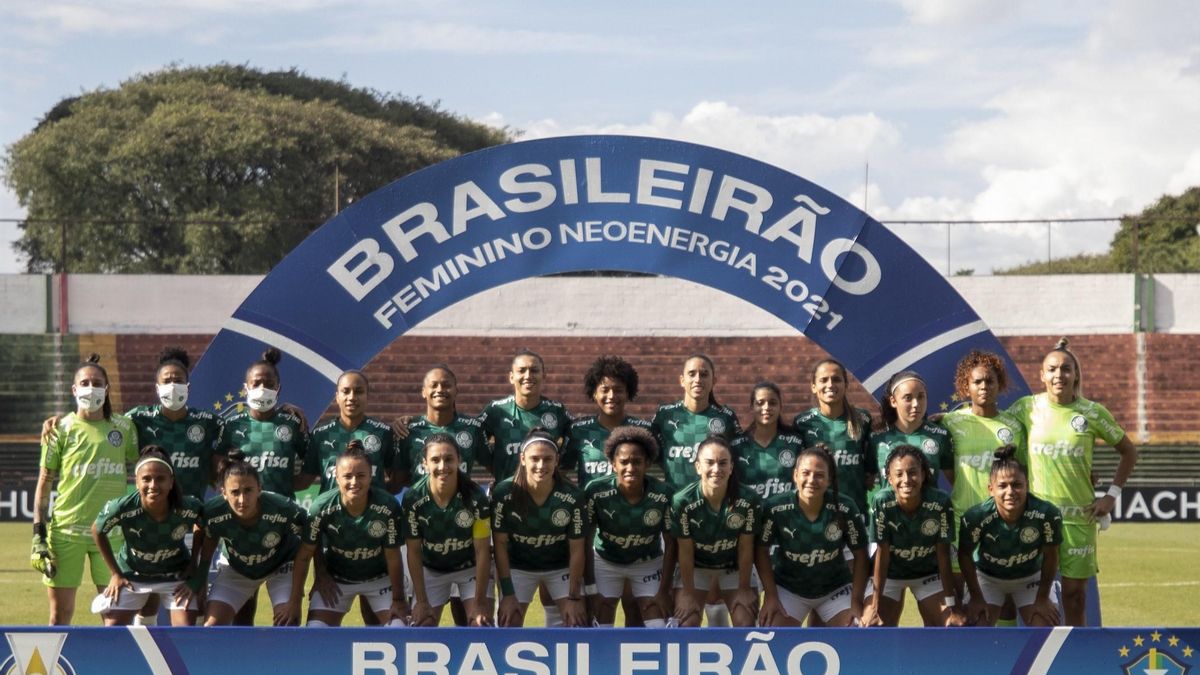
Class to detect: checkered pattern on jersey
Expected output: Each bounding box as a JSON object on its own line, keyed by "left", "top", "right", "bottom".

{"left": 585, "top": 474, "right": 672, "bottom": 565}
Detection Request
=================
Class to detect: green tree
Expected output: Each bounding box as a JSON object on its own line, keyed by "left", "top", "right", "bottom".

{"left": 3, "top": 65, "right": 511, "bottom": 273}
{"left": 1109, "top": 187, "right": 1200, "bottom": 272}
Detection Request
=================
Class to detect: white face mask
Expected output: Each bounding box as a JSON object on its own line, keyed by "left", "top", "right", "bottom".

{"left": 156, "top": 382, "right": 189, "bottom": 411}
{"left": 74, "top": 385, "right": 107, "bottom": 414}
{"left": 245, "top": 386, "right": 278, "bottom": 412}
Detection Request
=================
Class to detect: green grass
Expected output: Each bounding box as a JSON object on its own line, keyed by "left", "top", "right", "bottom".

{"left": 1, "top": 523, "right": 1196, "bottom": 626}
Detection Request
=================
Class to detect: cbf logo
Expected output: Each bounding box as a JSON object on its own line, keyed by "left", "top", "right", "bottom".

{"left": 1118, "top": 629, "right": 1193, "bottom": 674}
{"left": 2, "top": 633, "right": 76, "bottom": 675}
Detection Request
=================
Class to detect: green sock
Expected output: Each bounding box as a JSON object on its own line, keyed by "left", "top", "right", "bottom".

{"left": 996, "top": 617, "right": 1018, "bottom": 627}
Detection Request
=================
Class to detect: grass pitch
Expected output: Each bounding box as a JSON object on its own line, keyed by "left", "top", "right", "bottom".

{"left": 1, "top": 522, "right": 1196, "bottom": 627}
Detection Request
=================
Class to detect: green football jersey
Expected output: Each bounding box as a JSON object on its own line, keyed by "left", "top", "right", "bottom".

{"left": 219, "top": 410, "right": 308, "bottom": 500}
{"left": 793, "top": 407, "right": 873, "bottom": 514}
{"left": 304, "top": 486, "right": 403, "bottom": 583}
{"left": 731, "top": 431, "right": 803, "bottom": 501}
{"left": 479, "top": 396, "right": 571, "bottom": 480}
{"left": 127, "top": 405, "right": 222, "bottom": 501}
{"left": 759, "top": 490, "right": 866, "bottom": 598}
{"left": 869, "top": 485, "right": 954, "bottom": 579}
{"left": 959, "top": 494, "right": 1062, "bottom": 579}
{"left": 667, "top": 482, "right": 759, "bottom": 571}
{"left": 652, "top": 401, "right": 742, "bottom": 491}
{"left": 585, "top": 474, "right": 673, "bottom": 565}
{"left": 939, "top": 408, "right": 1027, "bottom": 517}
{"left": 400, "top": 476, "right": 491, "bottom": 573}
{"left": 95, "top": 491, "right": 203, "bottom": 581}
{"left": 491, "top": 478, "right": 585, "bottom": 572}
{"left": 203, "top": 491, "right": 306, "bottom": 579}
{"left": 564, "top": 415, "right": 652, "bottom": 487}
{"left": 41, "top": 413, "right": 138, "bottom": 537}
{"left": 1007, "top": 394, "right": 1125, "bottom": 525}
{"left": 394, "top": 413, "right": 485, "bottom": 481}
{"left": 870, "top": 420, "right": 954, "bottom": 479}
{"left": 306, "top": 416, "right": 396, "bottom": 493}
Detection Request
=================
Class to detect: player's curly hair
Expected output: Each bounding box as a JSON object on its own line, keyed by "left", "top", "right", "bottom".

{"left": 583, "top": 354, "right": 639, "bottom": 401}
{"left": 245, "top": 347, "right": 283, "bottom": 382}
{"left": 157, "top": 346, "right": 191, "bottom": 378}
{"left": 603, "top": 425, "right": 659, "bottom": 463}
{"left": 953, "top": 350, "right": 1008, "bottom": 402}
{"left": 883, "top": 443, "right": 934, "bottom": 489}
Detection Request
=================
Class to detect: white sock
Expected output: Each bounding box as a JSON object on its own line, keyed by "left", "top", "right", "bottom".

{"left": 543, "top": 604, "right": 563, "bottom": 627}
{"left": 643, "top": 618, "right": 666, "bottom": 628}
{"left": 306, "top": 619, "right": 329, "bottom": 627}
{"left": 596, "top": 622, "right": 613, "bottom": 628}
{"left": 705, "top": 603, "right": 730, "bottom": 627}
{"left": 134, "top": 613, "right": 158, "bottom": 626}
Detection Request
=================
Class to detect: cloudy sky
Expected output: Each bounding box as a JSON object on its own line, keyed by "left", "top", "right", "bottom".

{"left": 1, "top": 0, "right": 1197, "bottom": 274}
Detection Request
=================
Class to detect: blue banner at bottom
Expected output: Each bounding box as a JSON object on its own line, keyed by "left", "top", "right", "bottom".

{"left": 2, "top": 626, "right": 1197, "bottom": 675}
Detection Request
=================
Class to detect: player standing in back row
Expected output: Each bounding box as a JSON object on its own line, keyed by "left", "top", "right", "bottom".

{"left": 479, "top": 350, "right": 572, "bottom": 481}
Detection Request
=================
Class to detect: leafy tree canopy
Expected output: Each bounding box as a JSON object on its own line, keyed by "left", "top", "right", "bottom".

{"left": 3, "top": 64, "right": 511, "bottom": 273}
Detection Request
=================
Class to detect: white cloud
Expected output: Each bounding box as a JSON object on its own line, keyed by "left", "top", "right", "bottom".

{"left": 513, "top": 101, "right": 902, "bottom": 185}
{"left": 894, "top": 0, "right": 1017, "bottom": 26}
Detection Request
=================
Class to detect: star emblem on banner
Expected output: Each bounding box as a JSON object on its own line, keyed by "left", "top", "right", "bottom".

{"left": 1118, "top": 628, "right": 1193, "bottom": 675}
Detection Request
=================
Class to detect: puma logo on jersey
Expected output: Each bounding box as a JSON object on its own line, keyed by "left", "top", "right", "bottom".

{"left": 738, "top": 456, "right": 750, "bottom": 465}
{"left": 985, "top": 533, "right": 999, "bottom": 542}
{"left": 323, "top": 440, "right": 335, "bottom": 448}
{"left": 510, "top": 512, "right": 523, "bottom": 522}
{"left": 234, "top": 430, "right": 247, "bottom": 439}
{"left": 781, "top": 527, "right": 796, "bottom": 538}
{"left": 603, "top": 509, "right": 617, "bottom": 520}
{"left": 418, "top": 516, "right": 430, "bottom": 525}
{"left": 887, "top": 522, "right": 901, "bottom": 531}
{"left": 327, "top": 524, "right": 340, "bottom": 534}
{"left": 144, "top": 427, "right": 160, "bottom": 438}
{"left": 667, "top": 421, "right": 680, "bottom": 430}
{"left": 127, "top": 527, "right": 143, "bottom": 537}
{"left": 503, "top": 418, "right": 517, "bottom": 427}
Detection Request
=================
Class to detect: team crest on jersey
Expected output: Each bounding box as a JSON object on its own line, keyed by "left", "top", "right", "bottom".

{"left": 363, "top": 435, "right": 381, "bottom": 452}
{"left": 708, "top": 418, "right": 726, "bottom": 434}
{"left": 106, "top": 430, "right": 123, "bottom": 447}
{"left": 171, "top": 525, "right": 187, "bottom": 541}
{"left": 922, "top": 439, "right": 938, "bottom": 455}
{"left": 367, "top": 520, "right": 386, "bottom": 538}
{"left": 186, "top": 424, "right": 205, "bottom": 444}
{"left": 275, "top": 426, "right": 293, "bottom": 443}
{"left": 1019, "top": 526, "right": 1039, "bottom": 544}
{"left": 540, "top": 413, "right": 558, "bottom": 429}
{"left": 455, "top": 510, "right": 474, "bottom": 528}
{"left": 1070, "top": 415, "right": 1087, "bottom": 433}
{"left": 920, "top": 519, "right": 939, "bottom": 537}
{"left": 643, "top": 509, "right": 662, "bottom": 527}
{"left": 455, "top": 431, "right": 474, "bottom": 449}
{"left": 778, "top": 450, "right": 796, "bottom": 468}
{"left": 261, "top": 532, "right": 281, "bottom": 549}
{"left": 725, "top": 512, "right": 745, "bottom": 530}
{"left": 551, "top": 509, "right": 571, "bottom": 528}
{"left": 996, "top": 427, "right": 1014, "bottom": 444}
{"left": 824, "top": 523, "right": 842, "bottom": 542}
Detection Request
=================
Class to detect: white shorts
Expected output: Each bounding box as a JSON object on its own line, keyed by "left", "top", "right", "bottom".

{"left": 777, "top": 584, "right": 852, "bottom": 623}
{"left": 869, "top": 573, "right": 942, "bottom": 602}
{"left": 673, "top": 566, "right": 745, "bottom": 592}
{"left": 422, "top": 566, "right": 493, "bottom": 608}
{"left": 977, "top": 571, "right": 1041, "bottom": 608}
{"left": 308, "top": 575, "right": 395, "bottom": 615}
{"left": 594, "top": 556, "right": 664, "bottom": 598}
{"left": 208, "top": 560, "right": 294, "bottom": 610}
{"left": 511, "top": 568, "right": 571, "bottom": 604}
{"left": 92, "top": 579, "right": 198, "bottom": 614}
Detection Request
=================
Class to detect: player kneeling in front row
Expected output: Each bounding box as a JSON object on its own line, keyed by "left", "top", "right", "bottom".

{"left": 492, "top": 430, "right": 588, "bottom": 627}
{"left": 862, "top": 445, "right": 965, "bottom": 627}
{"left": 958, "top": 446, "right": 1062, "bottom": 627}
{"left": 670, "top": 436, "right": 759, "bottom": 627}
{"left": 202, "top": 450, "right": 308, "bottom": 625}
{"left": 584, "top": 426, "right": 674, "bottom": 627}
{"left": 402, "top": 433, "right": 494, "bottom": 627}
{"left": 289, "top": 440, "right": 409, "bottom": 626}
{"left": 92, "top": 446, "right": 204, "bottom": 626}
{"left": 756, "top": 444, "right": 868, "bottom": 627}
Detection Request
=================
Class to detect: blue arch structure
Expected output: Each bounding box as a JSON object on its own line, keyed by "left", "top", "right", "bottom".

{"left": 190, "top": 134, "right": 1029, "bottom": 415}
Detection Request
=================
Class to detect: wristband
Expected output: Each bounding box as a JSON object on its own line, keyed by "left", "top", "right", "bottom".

{"left": 944, "top": 596, "right": 957, "bottom": 607}
{"left": 1106, "top": 484, "right": 1122, "bottom": 500}
{"left": 499, "top": 577, "right": 515, "bottom": 597}
{"left": 584, "top": 584, "right": 598, "bottom": 595}
{"left": 33, "top": 522, "right": 47, "bottom": 539}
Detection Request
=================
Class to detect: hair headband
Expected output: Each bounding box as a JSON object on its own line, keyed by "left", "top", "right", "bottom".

{"left": 135, "top": 457, "right": 174, "bottom": 474}
{"left": 889, "top": 375, "right": 925, "bottom": 395}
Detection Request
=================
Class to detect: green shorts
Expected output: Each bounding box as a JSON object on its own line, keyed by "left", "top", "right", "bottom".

{"left": 1059, "top": 522, "right": 1098, "bottom": 579}
{"left": 44, "top": 529, "right": 120, "bottom": 589}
